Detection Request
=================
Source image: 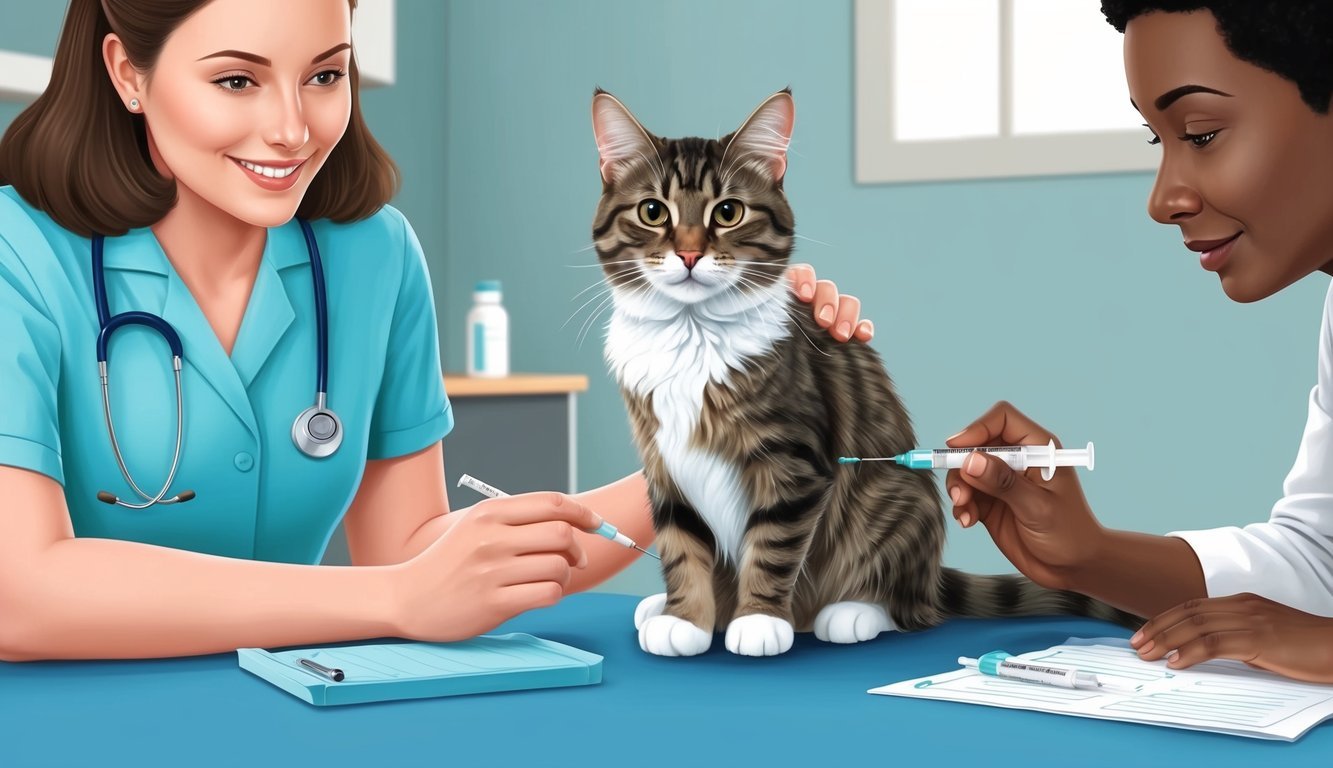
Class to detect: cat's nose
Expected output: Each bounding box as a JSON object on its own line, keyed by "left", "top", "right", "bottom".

{"left": 677, "top": 250, "right": 702, "bottom": 270}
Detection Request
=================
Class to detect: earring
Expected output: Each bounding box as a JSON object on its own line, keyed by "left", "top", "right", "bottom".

{"left": 129, "top": 98, "right": 140, "bottom": 111}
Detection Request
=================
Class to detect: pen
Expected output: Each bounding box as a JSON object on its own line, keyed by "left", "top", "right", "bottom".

{"left": 457, "top": 473, "right": 661, "bottom": 560}
{"left": 959, "top": 651, "right": 1135, "bottom": 693}
{"left": 298, "top": 657, "right": 345, "bottom": 682}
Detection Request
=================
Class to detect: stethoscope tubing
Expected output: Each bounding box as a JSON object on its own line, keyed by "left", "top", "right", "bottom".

{"left": 91, "top": 219, "right": 338, "bottom": 508}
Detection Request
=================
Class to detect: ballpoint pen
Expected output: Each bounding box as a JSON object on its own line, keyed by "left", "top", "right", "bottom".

{"left": 298, "top": 657, "right": 345, "bottom": 682}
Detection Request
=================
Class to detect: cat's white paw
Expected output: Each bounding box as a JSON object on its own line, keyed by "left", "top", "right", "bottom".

{"left": 724, "top": 614, "right": 794, "bottom": 656}
{"left": 639, "top": 614, "right": 712, "bottom": 656}
{"left": 634, "top": 592, "right": 668, "bottom": 630}
{"left": 813, "top": 601, "right": 896, "bottom": 644}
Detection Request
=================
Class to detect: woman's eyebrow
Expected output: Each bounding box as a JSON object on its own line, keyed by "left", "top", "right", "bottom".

{"left": 197, "top": 43, "right": 351, "bottom": 67}
{"left": 1130, "top": 84, "right": 1234, "bottom": 114}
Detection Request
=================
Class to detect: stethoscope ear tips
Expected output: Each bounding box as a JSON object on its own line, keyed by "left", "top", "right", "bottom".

{"left": 97, "top": 489, "right": 194, "bottom": 505}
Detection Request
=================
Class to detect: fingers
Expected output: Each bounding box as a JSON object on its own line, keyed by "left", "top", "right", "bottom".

{"left": 497, "top": 553, "right": 575, "bottom": 590}
{"left": 481, "top": 492, "right": 603, "bottom": 530}
{"left": 786, "top": 264, "right": 874, "bottom": 342}
{"left": 946, "top": 400, "right": 1063, "bottom": 450}
{"left": 787, "top": 263, "right": 817, "bottom": 301}
{"left": 1131, "top": 596, "right": 1262, "bottom": 663}
{"left": 1163, "top": 630, "right": 1260, "bottom": 669}
{"left": 1131, "top": 601, "right": 1262, "bottom": 668}
{"left": 952, "top": 450, "right": 1043, "bottom": 510}
{"left": 945, "top": 468, "right": 994, "bottom": 528}
{"left": 499, "top": 581, "right": 565, "bottom": 615}
{"left": 501, "top": 520, "right": 588, "bottom": 568}
{"left": 830, "top": 295, "right": 861, "bottom": 342}
{"left": 812, "top": 279, "right": 839, "bottom": 329}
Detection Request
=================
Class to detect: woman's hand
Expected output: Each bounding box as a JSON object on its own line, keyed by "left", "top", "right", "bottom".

{"left": 945, "top": 401, "right": 1107, "bottom": 591}
{"left": 1130, "top": 593, "right": 1333, "bottom": 683}
{"left": 389, "top": 492, "right": 601, "bottom": 642}
{"left": 788, "top": 263, "right": 874, "bottom": 342}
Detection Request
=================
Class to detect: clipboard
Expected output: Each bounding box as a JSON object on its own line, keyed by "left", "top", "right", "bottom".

{"left": 237, "top": 632, "right": 603, "bottom": 706}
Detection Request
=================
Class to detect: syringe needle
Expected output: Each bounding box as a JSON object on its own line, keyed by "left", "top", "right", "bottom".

{"left": 632, "top": 544, "right": 661, "bottom": 560}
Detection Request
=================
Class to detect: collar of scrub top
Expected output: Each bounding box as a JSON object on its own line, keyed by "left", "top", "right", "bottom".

{"left": 90, "top": 218, "right": 343, "bottom": 510}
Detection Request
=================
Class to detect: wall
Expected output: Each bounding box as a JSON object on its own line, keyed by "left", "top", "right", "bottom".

{"left": 2, "top": 1, "right": 1323, "bottom": 599}
{"left": 438, "top": 0, "right": 1326, "bottom": 595}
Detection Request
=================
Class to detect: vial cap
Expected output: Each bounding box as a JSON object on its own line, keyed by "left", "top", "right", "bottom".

{"left": 475, "top": 280, "right": 502, "bottom": 293}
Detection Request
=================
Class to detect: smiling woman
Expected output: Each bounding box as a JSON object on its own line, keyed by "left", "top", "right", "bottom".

{"left": 943, "top": 1, "right": 1333, "bottom": 686}
{"left": 0, "top": 0, "right": 871, "bottom": 661}
{"left": 1120, "top": 5, "right": 1333, "bottom": 303}
{"left": 0, "top": 0, "right": 394, "bottom": 237}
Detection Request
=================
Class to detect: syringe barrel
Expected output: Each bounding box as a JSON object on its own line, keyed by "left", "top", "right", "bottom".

{"left": 930, "top": 442, "right": 1094, "bottom": 477}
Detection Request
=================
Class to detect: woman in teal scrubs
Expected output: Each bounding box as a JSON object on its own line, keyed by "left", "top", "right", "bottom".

{"left": 0, "top": 0, "right": 867, "bottom": 660}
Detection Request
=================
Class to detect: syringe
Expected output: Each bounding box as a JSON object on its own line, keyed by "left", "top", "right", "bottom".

{"left": 456, "top": 474, "right": 660, "bottom": 560}
{"left": 837, "top": 440, "right": 1093, "bottom": 481}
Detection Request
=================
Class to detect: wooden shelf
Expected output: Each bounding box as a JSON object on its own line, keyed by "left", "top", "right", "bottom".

{"left": 443, "top": 373, "right": 589, "bottom": 397}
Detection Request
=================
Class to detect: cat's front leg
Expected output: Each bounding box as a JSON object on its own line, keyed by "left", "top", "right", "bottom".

{"left": 725, "top": 496, "right": 822, "bottom": 657}
{"left": 639, "top": 500, "right": 717, "bottom": 657}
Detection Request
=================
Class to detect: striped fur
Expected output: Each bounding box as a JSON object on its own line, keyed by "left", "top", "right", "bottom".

{"left": 591, "top": 90, "right": 1141, "bottom": 655}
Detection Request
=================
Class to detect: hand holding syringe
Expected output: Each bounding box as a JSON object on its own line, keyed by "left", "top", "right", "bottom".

{"left": 458, "top": 474, "right": 660, "bottom": 560}
{"left": 838, "top": 440, "right": 1093, "bottom": 481}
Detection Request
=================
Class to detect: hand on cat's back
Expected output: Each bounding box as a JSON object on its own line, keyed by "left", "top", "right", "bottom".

{"left": 787, "top": 263, "right": 874, "bottom": 343}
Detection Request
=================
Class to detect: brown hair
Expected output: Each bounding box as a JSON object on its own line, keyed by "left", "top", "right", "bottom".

{"left": 0, "top": 0, "right": 399, "bottom": 237}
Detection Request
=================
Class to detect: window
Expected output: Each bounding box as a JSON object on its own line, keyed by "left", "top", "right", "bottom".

{"left": 854, "top": 0, "right": 1156, "bottom": 183}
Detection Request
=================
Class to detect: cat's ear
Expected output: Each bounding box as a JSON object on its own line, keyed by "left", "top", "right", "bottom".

{"left": 592, "top": 90, "right": 658, "bottom": 186}
{"left": 726, "top": 89, "right": 795, "bottom": 182}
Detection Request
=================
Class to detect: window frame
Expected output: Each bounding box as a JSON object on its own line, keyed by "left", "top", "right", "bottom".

{"left": 854, "top": 0, "right": 1158, "bottom": 183}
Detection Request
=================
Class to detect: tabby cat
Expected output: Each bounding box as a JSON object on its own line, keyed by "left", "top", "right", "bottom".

{"left": 590, "top": 88, "right": 1139, "bottom": 657}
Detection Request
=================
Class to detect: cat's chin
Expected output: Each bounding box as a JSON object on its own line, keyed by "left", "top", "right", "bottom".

{"left": 653, "top": 277, "right": 725, "bottom": 306}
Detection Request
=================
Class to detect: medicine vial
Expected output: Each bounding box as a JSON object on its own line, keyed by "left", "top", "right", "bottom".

{"left": 466, "top": 280, "right": 509, "bottom": 377}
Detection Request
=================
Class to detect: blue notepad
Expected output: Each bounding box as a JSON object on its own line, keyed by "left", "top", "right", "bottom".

{"left": 237, "top": 633, "right": 603, "bottom": 706}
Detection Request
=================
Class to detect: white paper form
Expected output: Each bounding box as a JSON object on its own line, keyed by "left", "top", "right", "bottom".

{"left": 869, "top": 639, "right": 1333, "bottom": 741}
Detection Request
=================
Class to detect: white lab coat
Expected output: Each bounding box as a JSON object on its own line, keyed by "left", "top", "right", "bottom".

{"left": 1169, "top": 279, "right": 1333, "bottom": 617}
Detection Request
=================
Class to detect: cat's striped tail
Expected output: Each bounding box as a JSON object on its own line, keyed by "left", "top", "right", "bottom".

{"left": 937, "top": 568, "right": 1143, "bottom": 630}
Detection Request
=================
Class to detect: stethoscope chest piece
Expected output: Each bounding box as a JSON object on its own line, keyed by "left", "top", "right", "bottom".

{"left": 293, "top": 398, "right": 343, "bottom": 458}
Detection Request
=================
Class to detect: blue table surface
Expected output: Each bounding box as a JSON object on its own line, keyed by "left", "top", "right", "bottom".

{"left": 2, "top": 592, "right": 1331, "bottom": 767}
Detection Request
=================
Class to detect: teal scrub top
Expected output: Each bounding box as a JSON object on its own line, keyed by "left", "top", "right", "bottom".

{"left": 0, "top": 185, "right": 453, "bottom": 564}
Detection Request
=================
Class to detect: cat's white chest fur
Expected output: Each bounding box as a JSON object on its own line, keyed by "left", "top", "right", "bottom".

{"left": 605, "top": 282, "right": 791, "bottom": 563}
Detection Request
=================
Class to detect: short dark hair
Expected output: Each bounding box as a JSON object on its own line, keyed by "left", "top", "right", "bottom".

{"left": 0, "top": 0, "right": 399, "bottom": 237}
{"left": 1101, "top": 1, "right": 1333, "bottom": 114}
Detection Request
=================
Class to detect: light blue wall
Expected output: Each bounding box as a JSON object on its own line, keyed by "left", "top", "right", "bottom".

{"left": 441, "top": 0, "right": 1327, "bottom": 596}
{"left": 4, "top": 1, "right": 1326, "bottom": 599}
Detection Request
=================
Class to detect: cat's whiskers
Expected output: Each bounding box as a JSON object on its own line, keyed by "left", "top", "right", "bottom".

{"left": 566, "top": 263, "right": 648, "bottom": 307}
{"left": 576, "top": 290, "right": 621, "bottom": 351}
{"left": 731, "top": 269, "right": 832, "bottom": 358}
{"left": 576, "top": 274, "right": 652, "bottom": 351}
{"left": 569, "top": 274, "right": 619, "bottom": 304}
{"left": 792, "top": 233, "right": 834, "bottom": 249}
{"left": 564, "top": 283, "right": 618, "bottom": 329}
{"left": 565, "top": 259, "right": 643, "bottom": 269}
{"left": 564, "top": 269, "right": 646, "bottom": 336}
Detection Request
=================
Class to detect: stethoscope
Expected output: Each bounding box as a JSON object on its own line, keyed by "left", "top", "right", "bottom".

{"left": 91, "top": 218, "right": 342, "bottom": 509}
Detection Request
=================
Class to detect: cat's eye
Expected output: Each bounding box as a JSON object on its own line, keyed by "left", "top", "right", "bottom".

{"left": 638, "top": 199, "right": 669, "bottom": 227}
{"left": 712, "top": 199, "right": 745, "bottom": 228}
